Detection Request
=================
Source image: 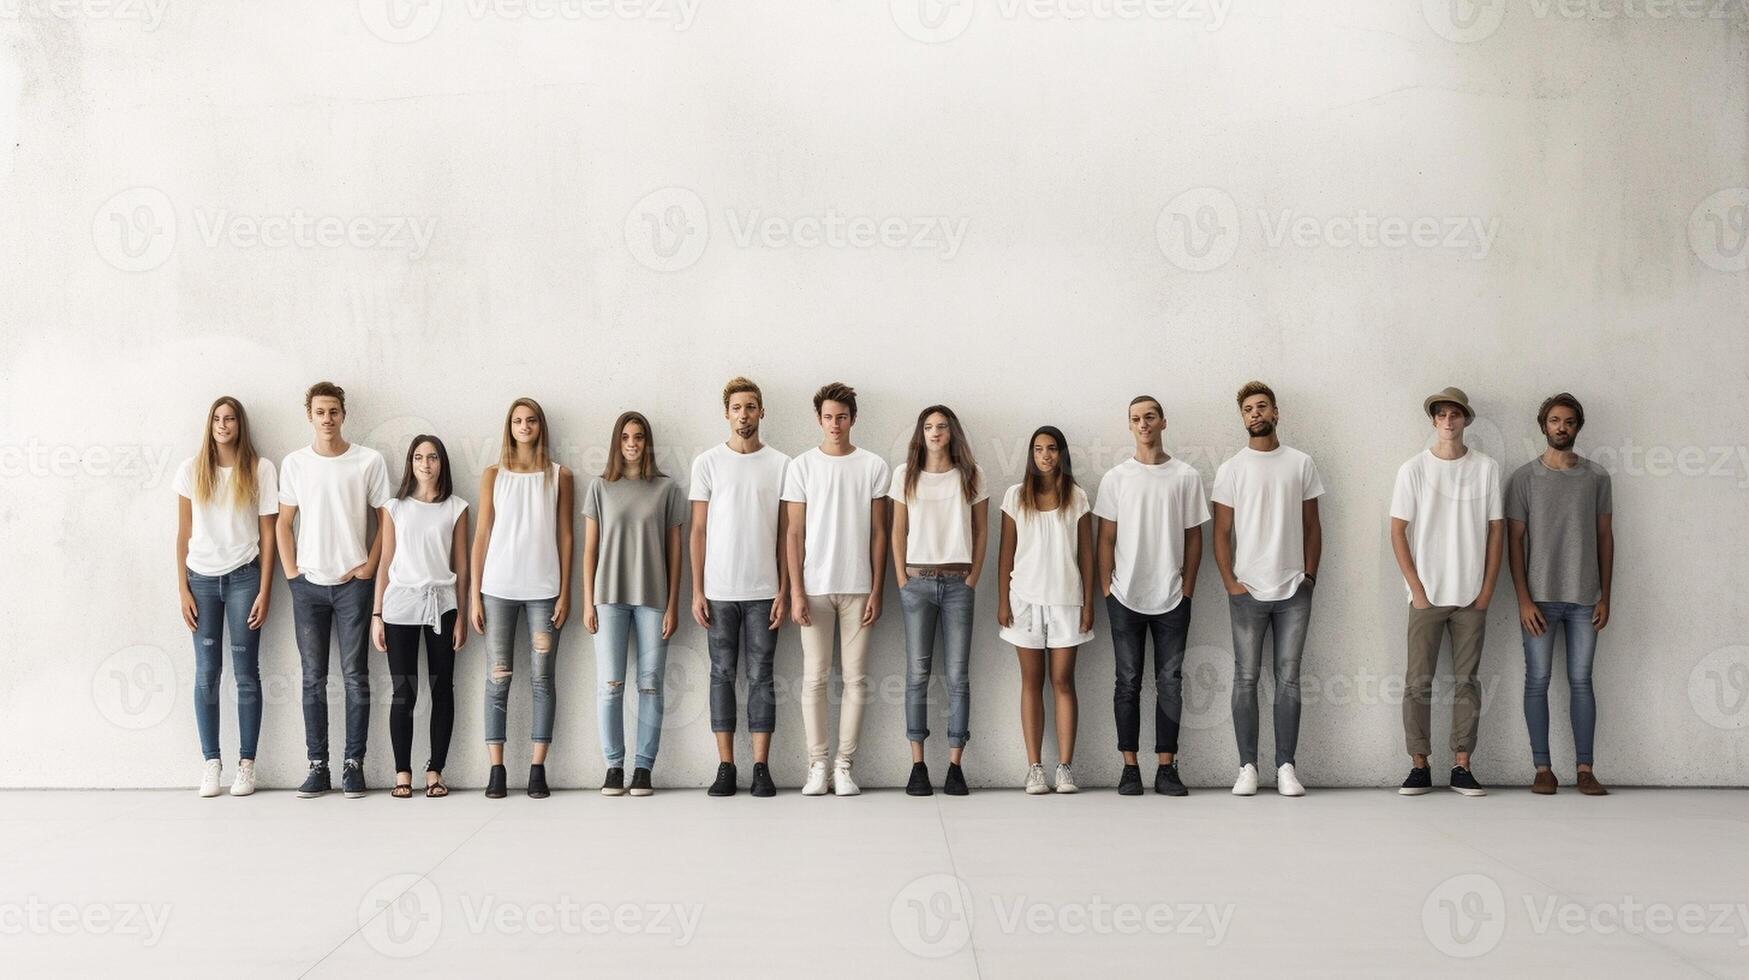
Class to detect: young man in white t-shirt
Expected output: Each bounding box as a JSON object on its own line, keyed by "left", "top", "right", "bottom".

{"left": 689, "top": 376, "right": 790, "bottom": 799}
{"left": 1390, "top": 386, "right": 1504, "bottom": 799}
{"left": 1211, "top": 381, "right": 1324, "bottom": 798}
{"left": 276, "top": 381, "right": 392, "bottom": 799}
{"left": 782, "top": 381, "right": 890, "bottom": 797}
{"left": 1094, "top": 396, "right": 1209, "bottom": 798}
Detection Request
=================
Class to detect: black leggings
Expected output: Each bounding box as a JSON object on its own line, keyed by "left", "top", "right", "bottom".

{"left": 385, "top": 611, "right": 457, "bottom": 774}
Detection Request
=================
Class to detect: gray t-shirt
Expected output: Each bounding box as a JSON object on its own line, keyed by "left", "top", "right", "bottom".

{"left": 582, "top": 475, "right": 688, "bottom": 608}
{"left": 1504, "top": 456, "right": 1612, "bottom": 604}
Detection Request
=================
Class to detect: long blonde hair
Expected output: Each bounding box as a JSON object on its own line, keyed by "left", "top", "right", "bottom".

{"left": 193, "top": 395, "right": 261, "bottom": 510}
{"left": 498, "top": 397, "right": 553, "bottom": 483}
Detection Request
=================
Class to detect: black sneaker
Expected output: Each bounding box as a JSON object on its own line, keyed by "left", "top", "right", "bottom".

{"left": 943, "top": 762, "right": 969, "bottom": 796}
{"left": 600, "top": 767, "right": 626, "bottom": 797}
{"left": 485, "top": 764, "right": 507, "bottom": 799}
{"left": 527, "top": 763, "right": 550, "bottom": 799}
{"left": 296, "top": 761, "right": 330, "bottom": 798}
{"left": 906, "top": 762, "right": 934, "bottom": 797}
{"left": 341, "top": 759, "right": 367, "bottom": 799}
{"left": 629, "top": 767, "right": 654, "bottom": 797}
{"left": 708, "top": 762, "right": 738, "bottom": 797}
{"left": 750, "top": 762, "right": 776, "bottom": 797}
{"left": 1449, "top": 765, "right": 1488, "bottom": 798}
{"left": 1117, "top": 764, "right": 1143, "bottom": 796}
{"left": 1399, "top": 766, "right": 1432, "bottom": 796}
{"left": 1155, "top": 763, "right": 1189, "bottom": 797}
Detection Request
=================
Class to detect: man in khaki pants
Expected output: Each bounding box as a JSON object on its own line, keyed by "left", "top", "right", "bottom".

{"left": 1389, "top": 387, "right": 1504, "bottom": 797}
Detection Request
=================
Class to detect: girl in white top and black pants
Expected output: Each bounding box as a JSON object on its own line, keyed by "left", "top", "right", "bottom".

{"left": 371, "top": 436, "right": 469, "bottom": 798}
{"left": 996, "top": 425, "right": 1094, "bottom": 796}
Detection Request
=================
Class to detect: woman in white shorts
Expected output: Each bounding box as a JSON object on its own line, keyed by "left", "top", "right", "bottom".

{"left": 996, "top": 425, "right": 1094, "bottom": 795}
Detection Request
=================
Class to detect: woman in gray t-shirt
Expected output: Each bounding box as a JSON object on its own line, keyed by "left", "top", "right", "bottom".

{"left": 582, "top": 411, "right": 688, "bottom": 797}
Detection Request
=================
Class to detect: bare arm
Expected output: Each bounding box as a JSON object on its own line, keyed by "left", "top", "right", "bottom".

{"left": 966, "top": 499, "right": 989, "bottom": 589}
{"left": 1507, "top": 518, "right": 1544, "bottom": 636}
{"left": 1212, "top": 502, "right": 1241, "bottom": 595}
{"left": 771, "top": 503, "right": 791, "bottom": 627}
{"left": 1077, "top": 512, "right": 1096, "bottom": 632}
{"left": 1096, "top": 518, "right": 1116, "bottom": 597}
{"left": 177, "top": 496, "right": 197, "bottom": 629}
{"left": 785, "top": 500, "right": 810, "bottom": 626}
{"left": 1181, "top": 523, "right": 1202, "bottom": 599}
{"left": 996, "top": 512, "right": 1017, "bottom": 627}
{"left": 250, "top": 511, "right": 278, "bottom": 629}
{"left": 1389, "top": 517, "right": 1429, "bottom": 608}
{"left": 469, "top": 467, "right": 497, "bottom": 632}
{"left": 1594, "top": 512, "right": 1613, "bottom": 630}
{"left": 371, "top": 509, "right": 397, "bottom": 652}
{"left": 689, "top": 500, "right": 711, "bottom": 628}
{"left": 277, "top": 502, "right": 300, "bottom": 579}
{"left": 890, "top": 498, "right": 909, "bottom": 588}
{"left": 1301, "top": 498, "right": 1322, "bottom": 580}
{"left": 1476, "top": 519, "right": 1504, "bottom": 610}
{"left": 862, "top": 497, "right": 890, "bottom": 626}
{"left": 451, "top": 508, "right": 470, "bottom": 649}
{"left": 663, "top": 522, "right": 683, "bottom": 639}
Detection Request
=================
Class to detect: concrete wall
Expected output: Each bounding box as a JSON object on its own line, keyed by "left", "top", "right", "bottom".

{"left": 3, "top": 0, "right": 1747, "bottom": 788}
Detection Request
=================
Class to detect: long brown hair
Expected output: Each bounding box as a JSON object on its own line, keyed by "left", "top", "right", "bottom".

{"left": 1017, "top": 425, "right": 1077, "bottom": 518}
{"left": 602, "top": 411, "right": 665, "bottom": 482}
{"left": 498, "top": 397, "right": 553, "bottom": 484}
{"left": 394, "top": 435, "right": 454, "bottom": 502}
{"left": 193, "top": 395, "right": 261, "bottom": 511}
{"left": 904, "top": 405, "right": 980, "bottom": 503}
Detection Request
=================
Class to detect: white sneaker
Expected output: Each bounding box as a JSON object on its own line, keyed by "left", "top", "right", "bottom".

{"left": 1276, "top": 763, "right": 1307, "bottom": 797}
{"left": 832, "top": 759, "right": 860, "bottom": 797}
{"left": 1232, "top": 763, "right": 1259, "bottom": 796}
{"left": 230, "top": 759, "right": 256, "bottom": 797}
{"left": 199, "top": 759, "right": 222, "bottom": 798}
{"left": 1053, "top": 763, "right": 1079, "bottom": 794}
{"left": 801, "top": 760, "right": 831, "bottom": 796}
{"left": 1024, "top": 764, "right": 1050, "bottom": 795}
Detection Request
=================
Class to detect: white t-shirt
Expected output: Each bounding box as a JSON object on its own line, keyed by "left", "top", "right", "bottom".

{"left": 1092, "top": 457, "right": 1210, "bottom": 615}
{"left": 1001, "top": 483, "right": 1091, "bottom": 607}
{"left": 382, "top": 495, "right": 469, "bottom": 628}
{"left": 1210, "top": 445, "right": 1326, "bottom": 602}
{"left": 888, "top": 463, "right": 987, "bottom": 566}
{"left": 780, "top": 447, "right": 891, "bottom": 596}
{"left": 278, "top": 444, "right": 392, "bottom": 587}
{"left": 689, "top": 443, "right": 790, "bottom": 602}
{"left": 174, "top": 457, "right": 279, "bottom": 576}
{"left": 1389, "top": 448, "right": 1504, "bottom": 608}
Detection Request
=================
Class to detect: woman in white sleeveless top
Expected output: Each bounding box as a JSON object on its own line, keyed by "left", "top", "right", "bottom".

{"left": 470, "top": 398, "right": 574, "bottom": 800}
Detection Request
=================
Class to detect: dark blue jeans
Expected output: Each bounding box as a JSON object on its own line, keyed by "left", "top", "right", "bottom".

{"left": 1228, "top": 580, "right": 1314, "bottom": 769}
{"left": 1522, "top": 601, "right": 1599, "bottom": 767}
{"left": 900, "top": 573, "right": 975, "bottom": 748}
{"left": 1108, "top": 595, "right": 1192, "bottom": 756}
{"left": 186, "top": 562, "right": 264, "bottom": 761}
{"left": 706, "top": 599, "right": 778, "bottom": 734}
{"left": 289, "top": 575, "right": 373, "bottom": 763}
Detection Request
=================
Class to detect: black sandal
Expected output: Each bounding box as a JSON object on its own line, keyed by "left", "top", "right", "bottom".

{"left": 391, "top": 781, "right": 414, "bottom": 799}
{"left": 425, "top": 765, "right": 449, "bottom": 798}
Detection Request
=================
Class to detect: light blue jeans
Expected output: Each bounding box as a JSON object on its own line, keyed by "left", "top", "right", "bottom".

{"left": 594, "top": 603, "right": 668, "bottom": 770}
{"left": 1522, "top": 601, "right": 1599, "bottom": 767}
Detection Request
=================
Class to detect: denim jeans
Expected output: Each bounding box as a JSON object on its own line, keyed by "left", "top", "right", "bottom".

{"left": 187, "top": 562, "right": 264, "bottom": 761}
{"left": 1228, "top": 580, "right": 1314, "bottom": 769}
{"left": 899, "top": 573, "right": 974, "bottom": 748}
{"left": 1522, "top": 601, "right": 1599, "bottom": 767}
{"left": 482, "top": 594, "right": 560, "bottom": 745}
{"left": 1108, "top": 594, "right": 1192, "bottom": 756}
{"left": 706, "top": 599, "right": 778, "bottom": 734}
{"left": 594, "top": 603, "right": 668, "bottom": 770}
{"left": 385, "top": 611, "right": 457, "bottom": 773}
{"left": 289, "top": 574, "right": 373, "bottom": 763}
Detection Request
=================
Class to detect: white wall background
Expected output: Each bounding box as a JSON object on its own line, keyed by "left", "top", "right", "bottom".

{"left": 2, "top": 1, "right": 1747, "bottom": 789}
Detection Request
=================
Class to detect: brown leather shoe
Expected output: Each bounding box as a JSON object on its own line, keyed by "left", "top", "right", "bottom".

{"left": 1576, "top": 770, "right": 1609, "bottom": 796}
{"left": 1531, "top": 769, "right": 1558, "bottom": 795}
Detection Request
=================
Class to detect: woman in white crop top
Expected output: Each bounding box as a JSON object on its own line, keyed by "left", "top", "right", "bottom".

{"left": 469, "top": 397, "right": 574, "bottom": 800}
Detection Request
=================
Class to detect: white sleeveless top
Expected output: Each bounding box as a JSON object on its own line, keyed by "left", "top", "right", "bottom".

{"left": 480, "top": 463, "right": 561, "bottom": 600}
{"left": 382, "top": 496, "right": 469, "bottom": 629}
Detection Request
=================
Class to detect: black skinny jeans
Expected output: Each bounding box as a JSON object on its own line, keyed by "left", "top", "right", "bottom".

{"left": 385, "top": 610, "right": 457, "bottom": 773}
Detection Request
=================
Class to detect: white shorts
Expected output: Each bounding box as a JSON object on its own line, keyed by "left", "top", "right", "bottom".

{"left": 1000, "top": 594, "right": 1094, "bottom": 649}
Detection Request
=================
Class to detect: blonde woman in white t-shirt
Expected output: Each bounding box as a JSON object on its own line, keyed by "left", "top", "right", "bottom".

{"left": 890, "top": 405, "right": 988, "bottom": 797}
{"left": 996, "top": 425, "right": 1094, "bottom": 796}
{"left": 175, "top": 395, "right": 278, "bottom": 798}
{"left": 371, "top": 435, "right": 470, "bottom": 799}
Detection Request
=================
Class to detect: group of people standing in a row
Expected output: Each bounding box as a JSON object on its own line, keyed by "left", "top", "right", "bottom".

{"left": 176, "top": 377, "right": 1614, "bottom": 799}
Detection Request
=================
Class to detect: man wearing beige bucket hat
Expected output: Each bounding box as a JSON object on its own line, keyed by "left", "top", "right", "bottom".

{"left": 1389, "top": 387, "right": 1504, "bottom": 797}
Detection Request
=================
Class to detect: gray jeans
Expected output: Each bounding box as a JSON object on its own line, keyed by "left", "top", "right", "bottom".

{"left": 1228, "top": 579, "right": 1314, "bottom": 769}
{"left": 706, "top": 599, "right": 778, "bottom": 734}
{"left": 481, "top": 594, "right": 560, "bottom": 745}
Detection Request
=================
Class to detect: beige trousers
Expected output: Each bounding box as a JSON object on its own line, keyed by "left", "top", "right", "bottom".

{"left": 797, "top": 593, "right": 872, "bottom": 764}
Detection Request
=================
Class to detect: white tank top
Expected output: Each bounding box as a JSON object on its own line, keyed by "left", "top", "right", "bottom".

{"left": 480, "top": 462, "right": 561, "bottom": 600}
